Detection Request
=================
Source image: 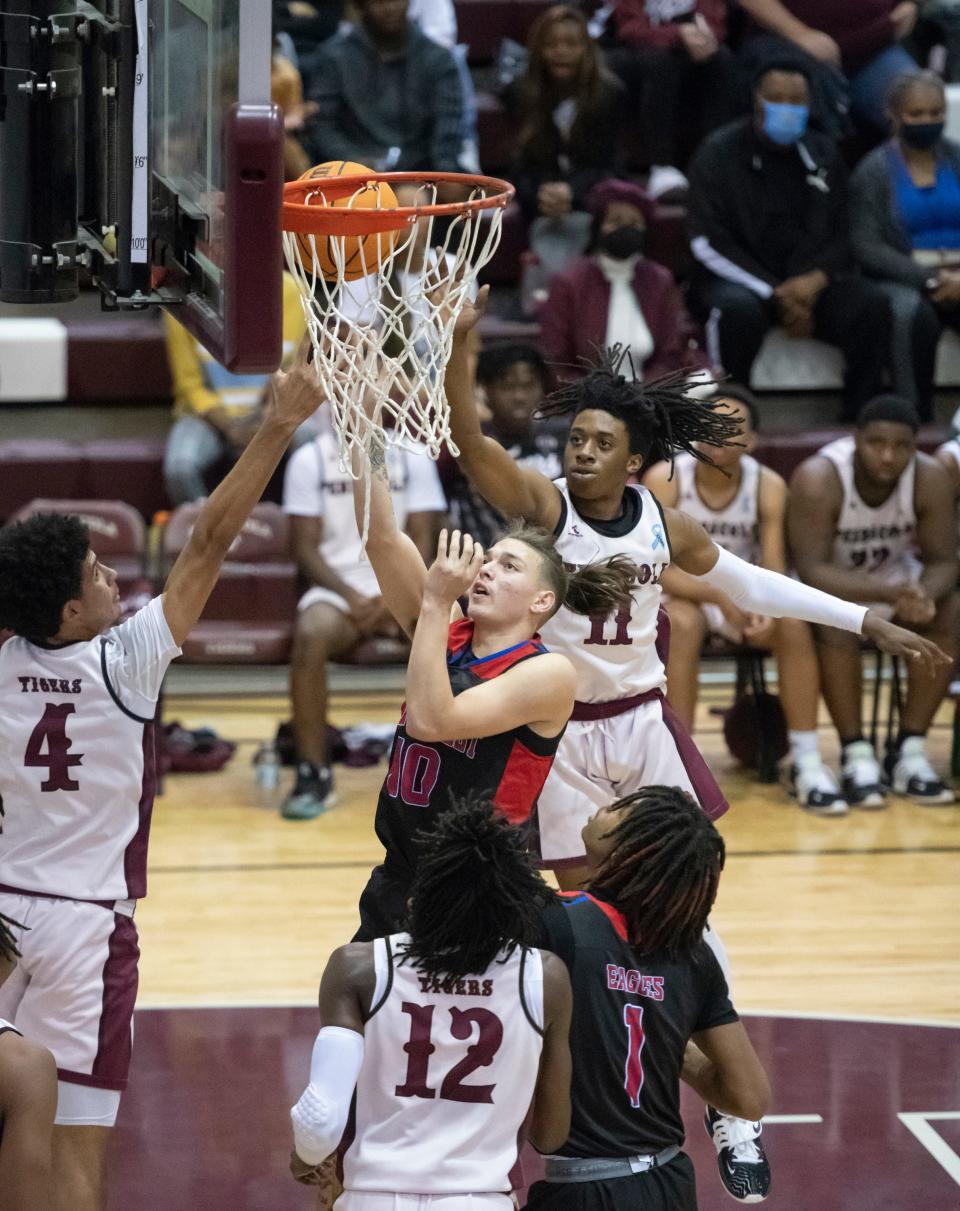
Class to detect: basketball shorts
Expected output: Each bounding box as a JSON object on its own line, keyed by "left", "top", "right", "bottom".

{"left": 299, "top": 585, "right": 352, "bottom": 617}
{"left": 0, "top": 891, "right": 139, "bottom": 1127}
{"left": 533, "top": 696, "right": 728, "bottom": 867}
{"left": 525, "top": 1153, "right": 697, "bottom": 1211}
{"left": 338, "top": 1196, "right": 513, "bottom": 1210}
{"left": 353, "top": 864, "right": 412, "bottom": 942}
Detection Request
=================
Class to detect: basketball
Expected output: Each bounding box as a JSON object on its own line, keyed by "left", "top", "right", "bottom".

{"left": 295, "top": 160, "right": 399, "bottom": 282}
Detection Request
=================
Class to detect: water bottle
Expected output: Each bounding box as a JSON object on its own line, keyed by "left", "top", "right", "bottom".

{"left": 254, "top": 743, "right": 281, "bottom": 791}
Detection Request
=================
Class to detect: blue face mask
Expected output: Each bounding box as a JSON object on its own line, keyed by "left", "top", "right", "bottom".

{"left": 761, "top": 101, "right": 809, "bottom": 146}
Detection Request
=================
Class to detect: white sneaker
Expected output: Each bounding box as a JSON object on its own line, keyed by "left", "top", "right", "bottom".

{"left": 788, "top": 754, "right": 848, "bottom": 816}
{"left": 646, "top": 164, "right": 689, "bottom": 200}
{"left": 841, "top": 741, "right": 887, "bottom": 809}
{"left": 884, "top": 737, "right": 956, "bottom": 805}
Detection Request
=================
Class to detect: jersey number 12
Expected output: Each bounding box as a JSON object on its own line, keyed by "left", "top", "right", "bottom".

{"left": 395, "top": 1002, "right": 503, "bottom": 1103}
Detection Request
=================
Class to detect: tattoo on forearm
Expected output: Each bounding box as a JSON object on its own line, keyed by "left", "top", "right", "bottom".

{"left": 370, "top": 437, "right": 387, "bottom": 476}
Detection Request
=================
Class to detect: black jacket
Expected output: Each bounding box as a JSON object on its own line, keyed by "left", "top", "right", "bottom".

{"left": 688, "top": 117, "right": 853, "bottom": 295}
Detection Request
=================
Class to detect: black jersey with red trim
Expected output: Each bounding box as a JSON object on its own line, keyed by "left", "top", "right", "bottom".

{"left": 374, "top": 619, "right": 562, "bottom": 878}
{"left": 538, "top": 891, "right": 738, "bottom": 1156}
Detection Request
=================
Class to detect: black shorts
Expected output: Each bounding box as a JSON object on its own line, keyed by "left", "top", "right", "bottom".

{"left": 353, "top": 863, "right": 411, "bottom": 942}
{"left": 524, "top": 1153, "right": 697, "bottom": 1211}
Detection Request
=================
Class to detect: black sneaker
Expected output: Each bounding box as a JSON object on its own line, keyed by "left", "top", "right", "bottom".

{"left": 281, "top": 763, "right": 336, "bottom": 820}
{"left": 704, "top": 1108, "right": 771, "bottom": 1203}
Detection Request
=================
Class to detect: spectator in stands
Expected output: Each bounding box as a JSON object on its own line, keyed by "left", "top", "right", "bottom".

{"left": 935, "top": 431, "right": 960, "bottom": 505}
{"left": 788, "top": 394, "right": 959, "bottom": 807}
{"left": 304, "top": 0, "right": 465, "bottom": 173}
{"left": 162, "top": 275, "right": 309, "bottom": 505}
{"left": 738, "top": 0, "right": 919, "bottom": 138}
{"left": 444, "top": 344, "right": 568, "bottom": 546}
{"left": 603, "top": 0, "right": 744, "bottom": 199}
{"left": 281, "top": 429, "right": 446, "bottom": 819}
{"left": 503, "top": 5, "right": 626, "bottom": 282}
{"left": 540, "top": 179, "right": 706, "bottom": 380}
{"left": 916, "top": 1, "right": 960, "bottom": 81}
{"left": 272, "top": 40, "right": 316, "bottom": 180}
{"left": 850, "top": 71, "right": 960, "bottom": 421}
{"left": 643, "top": 385, "right": 848, "bottom": 814}
{"left": 687, "top": 62, "right": 893, "bottom": 422}
{"left": 273, "top": 1, "right": 345, "bottom": 67}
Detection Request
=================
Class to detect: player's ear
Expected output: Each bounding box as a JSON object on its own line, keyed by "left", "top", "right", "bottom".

{"left": 626, "top": 452, "right": 643, "bottom": 476}
{"left": 530, "top": 589, "right": 556, "bottom": 618}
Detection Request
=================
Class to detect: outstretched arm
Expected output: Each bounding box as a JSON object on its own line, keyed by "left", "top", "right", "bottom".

{"left": 445, "top": 290, "right": 563, "bottom": 531}
{"left": 666, "top": 507, "right": 952, "bottom": 674}
{"left": 162, "top": 340, "right": 321, "bottom": 647}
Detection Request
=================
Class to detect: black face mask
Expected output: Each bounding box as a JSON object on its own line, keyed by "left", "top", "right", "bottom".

{"left": 900, "top": 121, "right": 944, "bottom": 151}
{"left": 598, "top": 224, "right": 646, "bottom": 260}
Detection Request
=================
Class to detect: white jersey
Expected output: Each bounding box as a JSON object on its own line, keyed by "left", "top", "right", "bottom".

{"left": 0, "top": 1017, "right": 19, "bottom": 1036}
{"left": 819, "top": 436, "right": 917, "bottom": 577}
{"left": 674, "top": 452, "right": 761, "bottom": 563}
{"left": 344, "top": 934, "right": 544, "bottom": 1195}
{"left": 539, "top": 481, "right": 670, "bottom": 703}
{"left": 0, "top": 597, "right": 180, "bottom": 902}
{"left": 283, "top": 433, "right": 445, "bottom": 598}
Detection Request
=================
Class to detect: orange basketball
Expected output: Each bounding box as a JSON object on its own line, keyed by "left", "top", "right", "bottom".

{"left": 295, "top": 160, "right": 399, "bottom": 281}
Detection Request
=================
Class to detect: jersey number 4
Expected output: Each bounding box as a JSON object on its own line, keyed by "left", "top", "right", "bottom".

{"left": 24, "top": 704, "right": 83, "bottom": 792}
{"left": 395, "top": 1002, "right": 503, "bottom": 1103}
{"left": 623, "top": 1003, "right": 646, "bottom": 1109}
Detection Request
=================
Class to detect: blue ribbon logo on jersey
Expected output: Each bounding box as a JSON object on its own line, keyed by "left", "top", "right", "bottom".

{"left": 651, "top": 524, "right": 666, "bottom": 552}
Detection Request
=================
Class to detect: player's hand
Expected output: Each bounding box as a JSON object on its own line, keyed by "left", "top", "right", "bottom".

{"left": 742, "top": 613, "right": 776, "bottom": 647}
{"left": 289, "top": 1150, "right": 323, "bottom": 1185}
{"left": 265, "top": 335, "right": 324, "bottom": 432}
{"left": 930, "top": 268, "right": 960, "bottom": 304}
{"left": 346, "top": 591, "right": 389, "bottom": 637}
{"left": 891, "top": 583, "right": 936, "bottom": 626}
{"left": 424, "top": 528, "right": 485, "bottom": 606}
{"left": 538, "top": 181, "right": 573, "bottom": 218}
{"left": 718, "top": 598, "right": 749, "bottom": 639}
{"left": 862, "top": 610, "right": 951, "bottom": 675}
{"left": 679, "top": 15, "right": 718, "bottom": 62}
{"left": 891, "top": 0, "right": 919, "bottom": 41}
{"left": 450, "top": 283, "right": 489, "bottom": 341}
{"left": 793, "top": 26, "right": 842, "bottom": 67}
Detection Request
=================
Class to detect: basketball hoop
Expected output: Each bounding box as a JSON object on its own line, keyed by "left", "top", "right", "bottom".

{"left": 281, "top": 170, "right": 514, "bottom": 476}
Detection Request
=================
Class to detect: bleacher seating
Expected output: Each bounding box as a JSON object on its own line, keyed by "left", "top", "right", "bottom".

{"left": 455, "top": 0, "right": 552, "bottom": 64}
{"left": 161, "top": 502, "right": 297, "bottom": 664}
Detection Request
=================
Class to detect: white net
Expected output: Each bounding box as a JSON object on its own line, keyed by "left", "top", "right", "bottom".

{"left": 282, "top": 179, "right": 506, "bottom": 476}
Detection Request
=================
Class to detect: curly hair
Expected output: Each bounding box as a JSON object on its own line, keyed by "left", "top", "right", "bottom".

{"left": 401, "top": 794, "right": 554, "bottom": 980}
{"left": 587, "top": 786, "right": 726, "bottom": 958}
{"left": 0, "top": 513, "right": 89, "bottom": 642}
{"left": 0, "top": 911, "right": 24, "bottom": 965}
{"left": 539, "top": 348, "right": 744, "bottom": 472}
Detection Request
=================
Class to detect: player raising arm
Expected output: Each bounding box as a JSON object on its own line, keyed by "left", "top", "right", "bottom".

{"left": 290, "top": 798, "right": 573, "bottom": 1208}
{"left": 344, "top": 411, "right": 637, "bottom": 942}
{"left": 0, "top": 340, "right": 322, "bottom": 1211}
{"left": 0, "top": 912, "right": 57, "bottom": 1211}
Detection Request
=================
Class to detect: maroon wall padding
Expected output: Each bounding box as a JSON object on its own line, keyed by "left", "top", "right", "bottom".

{"left": 64, "top": 317, "right": 172, "bottom": 403}
{"left": 475, "top": 91, "right": 514, "bottom": 175}
{"left": 178, "top": 621, "right": 293, "bottom": 664}
{"left": 455, "top": 0, "right": 552, "bottom": 63}
{"left": 80, "top": 442, "right": 169, "bottom": 521}
{"left": 198, "top": 564, "right": 298, "bottom": 624}
{"left": 0, "top": 441, "right": 86, "bottom": 520}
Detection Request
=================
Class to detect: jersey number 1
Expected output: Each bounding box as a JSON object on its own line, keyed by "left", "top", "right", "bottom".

{"left": 24, "top": 704, "right": 83, "bottom": 791}
{"left": 395, "top": 1002, "right": 503, "bottom": 1103}
{"left": 623, "top": 1003, "right": 646, "bottom": 1109}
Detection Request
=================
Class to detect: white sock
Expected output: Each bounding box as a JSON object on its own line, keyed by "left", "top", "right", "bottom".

{"left": 789, "top": 730, "right": 820, "bottom": 764}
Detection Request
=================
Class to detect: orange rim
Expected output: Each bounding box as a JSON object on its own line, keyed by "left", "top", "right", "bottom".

{"left": 281, "top": 171, "right": 515, "bottom": 238}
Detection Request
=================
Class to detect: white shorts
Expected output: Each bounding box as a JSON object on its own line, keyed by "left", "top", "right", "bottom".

{"left": 0, "top": 892, "right": 139, "bottom": 1127}
{"left": 299, "top": 585, "right": 351, "bottom": 616}
{"left": 337, "top": 1195, "right": 513, "bottom": 1210}
{"left": 534, "top": 695, "right": 727, "bottom": 867}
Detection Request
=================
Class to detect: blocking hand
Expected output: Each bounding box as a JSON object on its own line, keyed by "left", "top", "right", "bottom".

{"left": 424, "top": 528, "right": 485, "bottom": 606}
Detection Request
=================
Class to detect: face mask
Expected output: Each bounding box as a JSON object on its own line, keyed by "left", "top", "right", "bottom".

{"left": 900, "top": 121, "right": 944, "bottom": 150}
{"left": 599, "top": 224, "right": 646, "bottom": 260}
{"left": 761, "top": 101, "right": 809, "bottom": 146}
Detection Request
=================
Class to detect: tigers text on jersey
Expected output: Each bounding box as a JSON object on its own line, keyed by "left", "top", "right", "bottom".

{"left": 0, "top": 598, "right": 180, "bottom": 901}
{"left": 539, "top": 481, "right": 669, "bottom": 703}
{"left": 344, "top": 934, "right": 544, "bottom": 1194}
{"left": 819, "top": 436, "right": 917, "bottom": 576}
{"left": 539, "top": 893, "right": 736, "bottom": 1157}
{"left": 674, "top": 451, "right": 761, "bottom": 563}
{"left": 374, "top": 619, "right": 561, "bottom": 879}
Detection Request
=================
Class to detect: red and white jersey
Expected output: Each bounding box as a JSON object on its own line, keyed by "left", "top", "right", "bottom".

{"left": 343, "top": 934, "right": 545, "bottom": 1195}
{"left": 819, "top": 436, "right": 917, "bottom": 576}
{"left": 0, "top": 597, "right": 180, "bottom": 902}
{"left": 539, "top": 480, "right": 670, "bottom": 703}
{"left": 674, "top": 452, "right": 761, "bottom": 564}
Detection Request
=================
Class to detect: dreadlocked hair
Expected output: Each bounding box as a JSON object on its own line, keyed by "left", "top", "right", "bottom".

{"left": 501, "top": 521, "right": 637, "bottom": 620}
{"left": 538, "top": 347, "right": 744, "bottom": 472}
{"left": 588, "top": 786, "right": 725, "bottom": 959}
{"left": 400, "top": 794, "right": 554, "bottom": 981}
{"left": 0, "top": 911, "right": 24, "bottom": 964}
